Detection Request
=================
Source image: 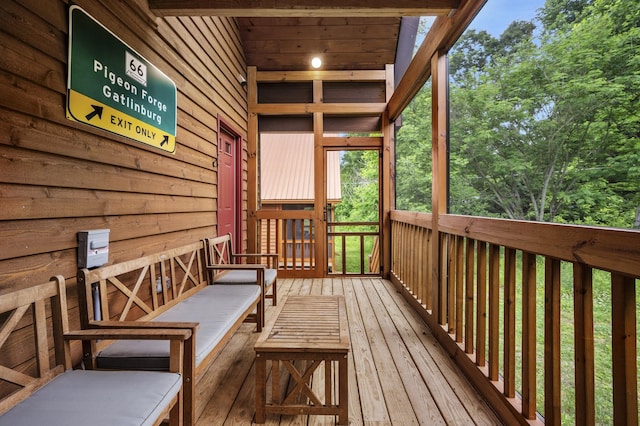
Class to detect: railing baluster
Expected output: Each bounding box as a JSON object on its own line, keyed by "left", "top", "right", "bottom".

{"left": 281, "top": 219, "right": 288, "bottom": 271}
{"left": 573, "top": 263, "right": 595, "bottom": 425}
{"left": 292, "top": 219, "right": 298, "bottom": 270}
{"left": 504, "top": 247, "right": 516, "bottom": 398}
{"left": 545, "top": 257, "right": 561, "bottom": 425}
{"left": 275, "top": 219, "right": 281, "bottom": 268}
{"left": 412, "top": 226, "right": 418, "bottom": 296}
{"left": 438, "top": 233, "right": 448, "bottom": 325}
{"left": 359, "top": 234, "right": 365, "bottom": 275}
{"left": 465, "top": 238, "right": 475, "bottom": 354}
{"left": 424, "top": 228, "right": 432, "bottom": 311}
{"left": 456, "top": 235, "right": 464, "bottom": 343}
{"left": 341, "top": 235, "right": 346, "bottom": 274}
{"left": 522, "top": 252, "right": 537, "bottom": 419}
{"left": 611, "top": 273, "right": 638, "bottom": 425}
{"left": 447, "top": 235, "right": 456, "bottom": 334}
{"left": 476, "top": 241, "right": 487, "bottom": 368}
{"left": 309, "top": 219, "right": 315, "bottom": 269}
{"left": 488, "top": 243, "right": 500, "bottom": 382}
{"left": 402, "top": 223, "right": 408, "bottom": 283}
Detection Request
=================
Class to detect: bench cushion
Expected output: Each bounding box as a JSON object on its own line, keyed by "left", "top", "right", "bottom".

{"left": 96, "top": 284, "right": 261, "bottom": 370}
{"left": 213, "top": 268, "right": 277, "bottom": 287}
{"left": 0, "top": 369, "right": 181, "bottom": 426}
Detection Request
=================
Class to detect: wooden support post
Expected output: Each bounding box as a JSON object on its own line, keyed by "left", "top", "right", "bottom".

{"left": 247, "top": 66, "right": 259, "bottom": 252}
{"left": 381, "top": 64, "right": 395, "bottom": 279}
{"left": 314, "top": 109, "right": 326, "bottom": 277}
{"left": 431, "top": 49, "right": 448, "bottom": 324}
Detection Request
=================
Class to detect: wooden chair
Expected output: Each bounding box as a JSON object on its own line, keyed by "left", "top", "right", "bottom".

{"left": 205, "top": 233, "right": 278, "bottom": 325}
{"left": 0, "top": 276, "right": 190, "bottom": 426}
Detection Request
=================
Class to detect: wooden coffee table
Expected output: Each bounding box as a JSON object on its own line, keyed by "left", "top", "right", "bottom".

{"left": 254, "top": 295, "right": 350, "bottom": 424}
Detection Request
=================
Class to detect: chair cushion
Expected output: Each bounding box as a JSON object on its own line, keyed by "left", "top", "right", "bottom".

{"left": 96, "top": 284, "right": 261, "bottom": 370}
{"left": 213, "top": 268, "right": 277, "bottom": 287}
{"left": 0, "top": 369, "right": 181, "bottom": 426}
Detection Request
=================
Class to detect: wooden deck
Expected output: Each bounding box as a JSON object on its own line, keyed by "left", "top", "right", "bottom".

{"left": 194, "top": 278, "right": 501, "bottom": 425}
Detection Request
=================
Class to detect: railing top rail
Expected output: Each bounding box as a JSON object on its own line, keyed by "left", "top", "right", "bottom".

{"left": 255, "top": 210, "right": 314, "bottom": 220}
{"left": 327, "top": 221, "right": 379, "bottom": 227}
{"left": 328, "top": 231, "right": 380, "bottom": 237}
{"left": 391, "top": 211, "right": 640, "bottom": 278}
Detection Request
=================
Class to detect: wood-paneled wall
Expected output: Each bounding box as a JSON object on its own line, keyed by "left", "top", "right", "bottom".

{"left": 0, "top": 1, "right": 247, "bottom": 299}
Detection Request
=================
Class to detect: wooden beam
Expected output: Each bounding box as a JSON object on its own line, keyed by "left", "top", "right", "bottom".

{"left": 249, "top": 103, "right": 386, "bottom": 115}
{"left": 247, "top": 66, "right": 259, "bottom": 252}
{"left": 323, "top": 137, "right": 382, "bottom": 148}
{"left": 148, "top": 0, "right": 461, "bottom": 17}
{"left": 387, "top": 0, "right": 487, "bottom": 121}
{"left": 256, "top": 70, "right": 387, "bottom": 82}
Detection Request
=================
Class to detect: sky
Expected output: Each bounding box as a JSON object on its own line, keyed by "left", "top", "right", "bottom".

{"left": 468, "top": 0, "right": 546, "bottom": 37}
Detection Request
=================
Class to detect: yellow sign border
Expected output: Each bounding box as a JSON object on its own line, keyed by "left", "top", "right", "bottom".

{"left": 67, "top": 90, "right": 176, "bottom": 153}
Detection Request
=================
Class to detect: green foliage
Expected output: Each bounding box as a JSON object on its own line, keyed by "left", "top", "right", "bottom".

{"left": 394, "top": 1, "right": 639, "bottom": 227}
{"left": 443, "top": 0, "right": 640, "bottom": 226}
{"left": 395, "top": 81, "right": 433, "bottom": 212}
{"left": 335, "top": 150, "right": 380, "bottom": 223}
{"left": 539, "top": 0, "right": 593, "bottom": 31}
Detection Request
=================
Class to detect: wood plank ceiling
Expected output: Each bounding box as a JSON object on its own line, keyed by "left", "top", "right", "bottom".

{"left": 148, "top": 0, "right": 462, "bottom": 71}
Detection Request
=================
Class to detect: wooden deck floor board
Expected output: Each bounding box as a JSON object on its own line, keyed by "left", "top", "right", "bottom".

{"left": 369, "top": 278, "right": 474, "bottom": 424}
{"left": 360, "top": 277, "right": 446, "bottom": 425}
{"left": 351, "top": 278, "right": 421, "bottom": 425}
{"left": 332, "top": 279, "right": 365, "bottom": 426}
{"left": 196, "top": 325, "right": 255, "bottom": 425}
{"left": 375, "top": 278, "right": 499, "bottom": 425}
{"left": 194, "top": 278, "right": 501, "bottom": 425}
{"left": 343, "top": 278, "right": 391, "bottom": 424}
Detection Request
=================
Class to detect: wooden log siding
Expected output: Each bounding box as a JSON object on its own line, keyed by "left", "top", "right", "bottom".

{"left": 0, "top": 0, "right": 248, "bottom": 372}
{"left": 390, "top": 210, "right": 640, "bottom": 425}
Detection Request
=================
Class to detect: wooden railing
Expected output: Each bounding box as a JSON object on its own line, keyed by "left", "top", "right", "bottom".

{"left": 255, "top": 210, "right": 381, "bottom": 276}
{"left": 327, "top": 221, "right": 379, "bottom": 275}
{"left": 390, "top": 210, "right": 639, "bottom": 425}
{"left": 256, "top": 210, "right": 317, "bottom": 277}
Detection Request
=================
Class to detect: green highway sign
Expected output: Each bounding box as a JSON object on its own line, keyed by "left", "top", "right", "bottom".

{"left": 67, "top": 6, "right": 177, "bottom": 152}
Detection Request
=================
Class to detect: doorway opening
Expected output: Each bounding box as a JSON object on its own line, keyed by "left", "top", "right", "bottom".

{"left": 326, "top": 149, "right": 381, "bottom": 275}
{"left": 217, "top": 116, "right": 243, "bottom": 251}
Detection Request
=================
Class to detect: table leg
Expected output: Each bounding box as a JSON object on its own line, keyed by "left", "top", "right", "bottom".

{"left": 255, "top": 353, "right": 266, "bottom": 423}
{"left": 338, "top": 354, "right": 349, "bottom": 425}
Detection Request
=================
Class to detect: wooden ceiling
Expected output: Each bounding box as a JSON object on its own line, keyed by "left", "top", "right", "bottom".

{"left": 236, "top": 17, "right": 401, "bottom": 71}
{"left": 149, "top": 0, "right": 462, "bottom": 71}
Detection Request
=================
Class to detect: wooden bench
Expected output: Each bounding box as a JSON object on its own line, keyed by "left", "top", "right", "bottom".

{"left": 0, "top": 276, "right": 190, "bottom": 426}
{"left": 205, "top": 233, "right": 278, "bottom": 325}
{"left": 77, "top": 241, "right": 263, "bottom": 426}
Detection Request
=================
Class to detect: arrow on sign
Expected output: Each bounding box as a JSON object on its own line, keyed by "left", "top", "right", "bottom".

{"left": 161, "top": 135, "right": 169, "bottom": 146}
{"left": 85, "top": 105, "right": 104, "bottom": 121}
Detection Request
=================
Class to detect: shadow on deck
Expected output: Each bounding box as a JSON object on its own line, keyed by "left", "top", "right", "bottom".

{"left": 195, "top": 278, "right": 500, "bottom": 425}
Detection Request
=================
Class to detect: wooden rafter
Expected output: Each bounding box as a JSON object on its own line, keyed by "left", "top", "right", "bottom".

{"left": 387, "top": 0, "right": 487, "bottom": 120}
{"left": 148, "top": 0, "right": 461, "bottom": 17}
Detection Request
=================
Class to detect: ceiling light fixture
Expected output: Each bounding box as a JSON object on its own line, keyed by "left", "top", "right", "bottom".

{"left": 311, "top": 57, "right": 322, "bottom": 69}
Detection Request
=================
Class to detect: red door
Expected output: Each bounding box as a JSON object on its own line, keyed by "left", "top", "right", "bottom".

{"left": 218, "top": 129, "right": 236, "bottom": 238}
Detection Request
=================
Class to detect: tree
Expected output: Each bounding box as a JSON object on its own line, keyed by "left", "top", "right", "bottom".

{"left": 539, "top": 0, "right": 592, "bottom": 31}
{"left": 446, "top": 0, "right": 639, "bottom": 226}
{"left": 394, "top": 0, "right": 639, "bottom": 227}
{"left": 395, "top": 82, "right": 433, "bottom": 212}
{"left": 335, "top": 150, "right": 380, "bottom": 223}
